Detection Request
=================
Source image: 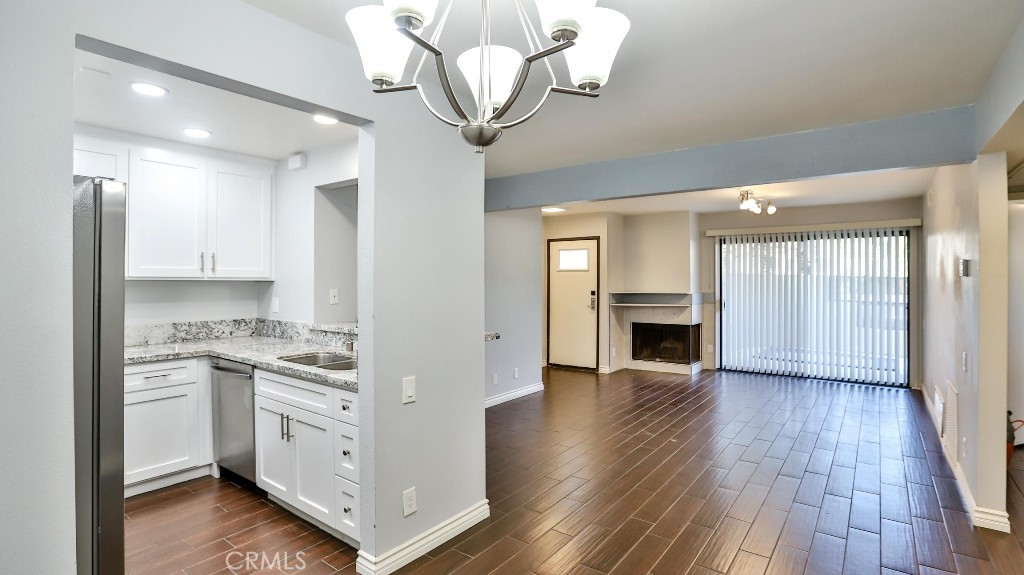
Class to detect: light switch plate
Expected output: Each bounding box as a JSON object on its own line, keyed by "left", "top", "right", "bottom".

{"left": 514, "top": 368, "right": 519, "bottom": 380}
{"left": 403, "top": 376, "right": 416, "bottom": 404}
{"left": 271, "top": 297, "right": 279, "bottom": 313}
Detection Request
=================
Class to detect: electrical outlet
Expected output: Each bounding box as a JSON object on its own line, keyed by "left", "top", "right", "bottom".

{"left": 403, "top": 487, "right": 417, "bottom": 517}
{"left": 706, "top": 344, "right": 714, "bottom": 354}
{"left": 271, "top": 297, "right": 279, "bottom": 313}
{"left": 329, "top": 289, "right": 339, "bottom": 305}
{"left": 514, "top": 368, "right": 519, "bottom": 380}
{"left": 961, "top": 436, "right": 968, "bottom": 462}
{"left": 402, "top": 376, "right": 416, "bottom": 404}
{"left": 492, "top": 373, "right": 498, "bottom": 386}
{"left": 962, "top": 352, "right": 968, "bottom": 373}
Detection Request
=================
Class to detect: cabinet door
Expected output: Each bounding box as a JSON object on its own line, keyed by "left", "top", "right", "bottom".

{"left": 255, "top": 396, "right": 293, "bottom": 501}
{"left": 291, "top": 409, "right": 336, "bottom": 526}
{"left": 124, "top": 384, "right": 200, "bottom": 485}
{"left": 128, "top": 147, "right": 206, "bottom": 278}
{"left": 73, "top": 135, "right": 129, "bottom": 181}
{"left": 207, "top": 162, "right": 273, "bottom": 279}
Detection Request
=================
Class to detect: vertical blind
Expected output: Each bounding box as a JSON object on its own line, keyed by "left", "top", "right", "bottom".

{"left": 720, "top": 228, "right": 910, "bottom": 387}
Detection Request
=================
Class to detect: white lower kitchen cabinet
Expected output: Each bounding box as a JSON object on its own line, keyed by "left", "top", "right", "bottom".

{"left": 335, "top": 476, "right": 360, "bottom": 540}
{"left": 254, "top": 395, "right": 337, "bottom": 527}
{"left": 123, "top": 383, "right": 200, "bottom": 485}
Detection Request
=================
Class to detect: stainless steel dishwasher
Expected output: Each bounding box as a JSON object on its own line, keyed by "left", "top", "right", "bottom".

{"left": 211, "top": 358, "right": 256, "bottom": 482}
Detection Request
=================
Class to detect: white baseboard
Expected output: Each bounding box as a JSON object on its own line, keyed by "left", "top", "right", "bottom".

{"left": 597, "top": 366, "right": 611, "bottom": 374}
{"left": 124, "top": 464, "right": 213, "bottom": 498}
{"left": 356, "top": 500, "right": 490, "bottom": 575}
{"left": 484, "top": 383, "right": 544, "bottom": 408}
{"left": 948, "top": 454, "right": 1012, "bottom": 532}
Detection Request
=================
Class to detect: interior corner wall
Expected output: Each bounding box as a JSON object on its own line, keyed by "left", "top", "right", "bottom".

{"left": 1010, "top": 202, "right": 1024, "bottom": 444}
{"left": 485, "top": 209, "right": 543, "bottom": 402}
{"left": 0, "top": 2, "right": 77, "bottom": 573}
{"left": 313, "top": 184, "right": 358, "bottom": 324}
{"left": 922, "top": 157, "right": 1009, "bottom": 527}
{"left": 698, "top": 197, "right": 925, "bottom": 370}
{"left": 258, "top": 140, "right": 359, "bottom": 322}
{"left": 542, "top": 213, "right": 612, "bottom": 370}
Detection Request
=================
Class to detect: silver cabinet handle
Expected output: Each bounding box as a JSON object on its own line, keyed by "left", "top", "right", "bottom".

{"left": 342, "top": 404, "right": 350, "bottom": 411}
{"left": 286, "top": 415, "right": 294, "bottom": 442}
{"left": 280, "top": 412, "right": 286, "bottom": 441}
{"left": 143, "top": 373, "right": 171, "bottom": 380}
{"left": 342, "top": 450, "right": 351, "bottom": 456}
{"left": 343, "top": 506, "right": 351, "bottom": 513}
{"left": 211, "top": 252, "right": 216, "bottom": 274}
{"left": 210, "top": 366, "right": 252, "bottom": 379}
{"left": 200, "top": 252, "right": 205, "bottom": 273}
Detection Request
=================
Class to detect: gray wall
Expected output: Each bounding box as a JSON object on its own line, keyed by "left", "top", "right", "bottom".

{"left": 485, "top": 209, "right": 543, "bottom": 401}
{"left": 125, "top": 281, "right": 259, "bottom": 325}
{"left": 258, "top": 140, "right": 359, "bottom": 322}
{"left": 921, "top": 158, "right": 1008, "bottom": 527}
{"left": 0, "top": 2, "right": 77, "bottom": 572}
{"left": 314, "top": 184, "right": 358, "bottom": 324}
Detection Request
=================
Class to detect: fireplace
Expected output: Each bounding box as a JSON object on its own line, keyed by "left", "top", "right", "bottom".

{"left": 632, "top": 322, "right": 701, "bottom": 365}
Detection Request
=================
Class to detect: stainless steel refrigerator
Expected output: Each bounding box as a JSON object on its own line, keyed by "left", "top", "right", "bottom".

{"left": 73, "top": 176, "right": 126, "bottom": 575}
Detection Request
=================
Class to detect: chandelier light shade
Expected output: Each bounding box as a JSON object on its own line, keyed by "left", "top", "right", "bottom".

{"left": 346, "top": 6, "right": 417, "bottom": 86}
{"left": 738, "top": 190, "right": 778, "bottom": 215}
{"left": 346, "top": 0, "right": 629, "bottom": 151}
{"left": 458, "top": 46, "right": 525, "bottom": 110}
{"left": 383, "top": 0, "right": 440, "bottom": 29}
{"left": 565, "top": 7, "right": 630, "bottom": 90}
{"left": 535, "top": 0, "right": 597, "bottom": 41}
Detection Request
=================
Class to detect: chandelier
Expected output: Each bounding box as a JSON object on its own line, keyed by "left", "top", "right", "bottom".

{"left": 739, "top": 190, "right": 777, "bottom": 215}
{"left": 345, "top": 0, "right": 630, "bottom": 151}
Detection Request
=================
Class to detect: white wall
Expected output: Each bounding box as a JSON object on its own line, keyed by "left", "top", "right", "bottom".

{"left": 125, "top": 281, "right": 259, "bottom": 325}
{"left": 485, "top": 209, "right": 543, "bottom": 404}
{"left": 1010, "top": 203, "right": 1024, "bottom": 444}
{"left": 314, "top": 184, "right": 358, "bottom": 324}
{"left": 922, "top": 158, "right": 1009, "bottom": 531}
{"left": 258, "top": 140, "right": 359, "bottom": 322}
{"left": 0, "top": 2, "right": 77, "bottom": 573}
{"left": 623, "top": 211, "right": 698, "bottom": 293}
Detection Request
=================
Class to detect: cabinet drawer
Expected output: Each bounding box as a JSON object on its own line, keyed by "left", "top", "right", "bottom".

{"left": 124, "top": 359, "right": 198, "bottom": 392}
{"left": 333, "top": 388, "right": 359, "bottom": 426}
{"left": 334, "top": 422, "right": 359, "bottom": 484}
{"left": 255, "top": 370, "right": 334, "bottom": 417}
{"left": 335, "top": 476, "right": 360, "bottom": 542}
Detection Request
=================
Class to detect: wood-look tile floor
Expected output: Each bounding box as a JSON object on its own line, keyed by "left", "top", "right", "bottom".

{"left": 126, "top": 368, "right": 1024, "bottom": 575}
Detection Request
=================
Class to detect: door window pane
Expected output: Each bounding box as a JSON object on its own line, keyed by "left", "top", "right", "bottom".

{"left": 558, "top": 249, "right": 589, "bottom": 271}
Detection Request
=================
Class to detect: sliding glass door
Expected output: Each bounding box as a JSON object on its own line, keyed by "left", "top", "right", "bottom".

{"left": 720, "top": 228, "right": 910, "bottom": 386}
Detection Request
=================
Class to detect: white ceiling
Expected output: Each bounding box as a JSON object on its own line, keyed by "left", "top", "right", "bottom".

{"left": 542, "top": 166, "right": 938, "bottom": 216}
{"left": 74, "top": 51, "right": 359, "bottom": 161}
{"left": 240, "top": 0, "right": 1024, "bottom": 177}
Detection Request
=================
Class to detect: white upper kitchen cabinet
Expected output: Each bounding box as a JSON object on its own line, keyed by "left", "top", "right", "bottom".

{"left": 128, "top": 147, "right": 207, "bottom": 278}
{"left": 207, "top": 162, "right": 273, "bottom": 279}
{"left": 73, "top": 135, "right": 128, "bottom": 181}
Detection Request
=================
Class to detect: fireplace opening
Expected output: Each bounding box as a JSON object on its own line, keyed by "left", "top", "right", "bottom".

{"left": 632, "top": 322, "right": 701, "bottom": 365}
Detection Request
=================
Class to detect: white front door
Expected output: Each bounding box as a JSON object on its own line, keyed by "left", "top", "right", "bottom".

{"left": 549, "top": 238, "right": 599, "bottom": 369}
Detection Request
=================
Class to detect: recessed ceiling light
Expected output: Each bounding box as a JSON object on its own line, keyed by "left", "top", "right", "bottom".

{"left": 541, "top": 207, "right": 566, "bottom": 213}
{"left": 131, "top": 82, "right": 169, "bottom": 97}
{"left": 183, "top": 128, "right": 211, "bottom": 138}
{"left": 313, "top": 114, "right": 340, "bottom": 125}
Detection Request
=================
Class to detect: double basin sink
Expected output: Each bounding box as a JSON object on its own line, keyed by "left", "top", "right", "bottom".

{"left": 278, "top": 352, "right": 356, "bottom": 371}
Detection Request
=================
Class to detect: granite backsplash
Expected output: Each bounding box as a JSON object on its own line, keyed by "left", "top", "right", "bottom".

{"left": 125, "top": 318, "right": 358, "bottom": 350}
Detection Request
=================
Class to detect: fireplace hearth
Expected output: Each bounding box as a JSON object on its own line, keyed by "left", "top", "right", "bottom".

{"left": 632, "top": 322, "right": 701, "bottom": 365}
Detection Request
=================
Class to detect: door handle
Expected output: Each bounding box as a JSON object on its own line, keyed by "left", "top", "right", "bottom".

{"left": 589, "top": 296, "right": 596, "bottom": 311}
{"left": 210, "top": 366, "right": 252, "bottom": 379}
{"left": 280, "top": 412, "right": 286, "bottom": 441}
{"left": 286, "top": 415, "right": 294, "bottom": 442}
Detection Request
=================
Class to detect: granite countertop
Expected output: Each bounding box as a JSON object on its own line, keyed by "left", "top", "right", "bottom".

{"left": 124, "top": 336, "right": 358, "bottom": 391}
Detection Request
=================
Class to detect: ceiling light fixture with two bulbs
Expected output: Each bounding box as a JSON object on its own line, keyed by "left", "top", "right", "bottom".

{"left": 738, "top": 190, "right": 777, "bottom": 215}
{"left": 346, "top": 0, "right": 630, "bottom": 152}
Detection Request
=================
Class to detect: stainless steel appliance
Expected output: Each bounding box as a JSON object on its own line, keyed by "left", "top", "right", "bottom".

{"left": 73, "top": 176, "right": 126, "bottom": 575}
{"left": 211, "top": 358, "right": 256, "bottom": 482}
